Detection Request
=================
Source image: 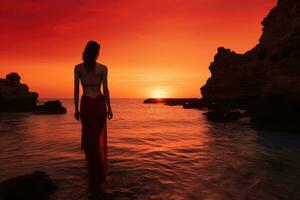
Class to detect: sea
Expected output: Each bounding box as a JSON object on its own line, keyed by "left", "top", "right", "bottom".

{"left": 0, "top": 99, "right": 299, "bottom": 200}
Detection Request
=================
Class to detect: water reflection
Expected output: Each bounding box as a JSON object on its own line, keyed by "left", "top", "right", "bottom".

{"left": 0, "top": 99, "right": 299, "bottom": 200}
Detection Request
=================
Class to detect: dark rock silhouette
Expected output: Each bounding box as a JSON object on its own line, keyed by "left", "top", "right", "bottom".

{"left": 205, "top": 110, "right": 243, "bottom": 123}
{"left": 201, "top": 0, "right": 300, "bottom": 131}
{"left": 0, "top": 171, "right": 56, "bottom": 200}
{"left": 34, "top": 100, "right": 67, "bottom": 114}
{"left": 144, "top": 98, "right": 196, "bottom": 105}
{"left": 250, "top": 96, "right": 300, "bottom": 132}
{"left": 6, "top": 73, "right": 21, "bottom": 82}
{"left": 0, "top": 72, "right": 38, "bottom": 112}
{"left": 0, "top": 73, "right": 67, "bottom": 114}
{"left": 183, "top": 99, "right": 211, "bottom": 109}
{"left": 144, "top": 98, "right": 211, "bottom": 109}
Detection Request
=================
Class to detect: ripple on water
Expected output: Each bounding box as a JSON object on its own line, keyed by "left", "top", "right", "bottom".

{"left": 0, "top": 99, "right": 300, "bottom": 200}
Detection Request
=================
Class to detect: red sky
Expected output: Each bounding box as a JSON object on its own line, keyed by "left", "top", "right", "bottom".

{"left": 0, "top": 0, "right": 276, "bottom": 98}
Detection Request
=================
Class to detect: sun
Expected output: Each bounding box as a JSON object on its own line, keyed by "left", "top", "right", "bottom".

{"left": 150, "top": 88, "right": 168, "bottom": 98}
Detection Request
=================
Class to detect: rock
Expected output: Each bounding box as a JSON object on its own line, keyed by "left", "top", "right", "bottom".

{"left": 6, "top": 73, "right": 20, "bottom": 82}
{"left": 250, "top": 95, "right": 300, "bottom": 132}
{"left": 205, "top": 110, "right": 243, "bottom": 123}
{"left": 144, "top": 98, "right": 202, "bottom": 106}
{"left": 0, "top": 73, "right": 38, "bottom": 112}
{"left": 201, "top": 0, "right": 300, "bottom": 131}
{"left": 183, "top": 99, "right": 211, "bottom": 109}
{"left": 144, "top": 98, "right": 213, "bottom": 109}
{"left": 0, "top": 171, "right": 56, "bottom": 200}
{"left": 183, "top": 101, "right": 201, "bottom": 109}
{"left": 144, "top": 98, "right": 165, "bottom": 103}
{"left": 34, "top": 100, "right": 67, "bottom": 114}
{"left": 0, "top": 73, "right": 67, "bottom": 113}
{"left": 164, "top": 99, "right": 188, "bottom": 106}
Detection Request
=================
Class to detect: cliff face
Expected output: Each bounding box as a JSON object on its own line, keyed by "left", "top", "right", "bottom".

{"left": 201, "top": 0, "right": 300, "bottom": 108}
{"left": 0, "top": 73, "right": 38, "bottom": 112}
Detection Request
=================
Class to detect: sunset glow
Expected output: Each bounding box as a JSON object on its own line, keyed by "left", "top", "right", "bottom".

{"left": 149, "top": 88, "right": 169, "bottom": 99}
{"left": 0, "top": 0, "right": 276, "bottom": 98}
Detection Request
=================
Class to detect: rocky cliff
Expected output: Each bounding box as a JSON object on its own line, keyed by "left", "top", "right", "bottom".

{"left": 202, "top": 0, "right": 300, "bottom": 104}
{"left": 201, "top": 0, "right": 300, "bottom": 131}
{"left": 0, "top": 73, "right": 38, "bottom": 112}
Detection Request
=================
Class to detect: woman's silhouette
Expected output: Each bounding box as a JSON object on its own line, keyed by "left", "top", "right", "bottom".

{"left": 74, "top": 41, "right": 113, "bottom": 193}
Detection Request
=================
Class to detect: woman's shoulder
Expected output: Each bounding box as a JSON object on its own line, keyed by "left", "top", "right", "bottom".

{"left": 96, "top": 63, "right": 108, "bottom": 71}
{"left": 74, "top": 63, "right": 84, "bottom": 71}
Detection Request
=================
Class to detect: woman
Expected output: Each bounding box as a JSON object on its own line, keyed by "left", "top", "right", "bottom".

{"left": 74, "top": 41, "right": 113, "bottom": 193}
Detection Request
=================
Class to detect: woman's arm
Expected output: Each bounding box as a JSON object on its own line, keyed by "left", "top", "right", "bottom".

{"left": 103, "top": 66, "right": 113, "bottom": 120}
{"left": 74, "top": 65, "right": 80, "bottom": 120}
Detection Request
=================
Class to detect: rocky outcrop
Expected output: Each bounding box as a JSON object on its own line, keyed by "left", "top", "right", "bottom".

{"left": 0, "top": 73, "right": 67, "bottom": 114}
{"left": 201, "top": 0, "right": 300, "bottom": 131}
{"left": 205, "top": 110, "right": 243, "bottom": 123}
{"left": 0, "top": 171, "right": 56, "bottom": 200}
{"left": 182, "top": 99, "right": 212, "bottom": 109}
{"left": 144, "top": 98, "right": 198, "bottom": 105}
{"left": 144, "top": 98, "right": 211, "bottom": 109}
{"left": 250, "top": 96, "right": 300, "bottom": 132}
{"left": 0, "top": 73, "right": 38, "bottom": 112}
{"left": 34, "top": 100, "right": 67, "bottom": 114}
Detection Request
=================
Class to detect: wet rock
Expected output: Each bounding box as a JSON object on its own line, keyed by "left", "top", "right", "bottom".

{"left": 34, "top": 100, "right": 67, "bottom": 114}
{"left": 0, "top": 171, "right": 56, "bottom": 200}
{"left": 0, "top": 73, "right": 38, "bottom": 112}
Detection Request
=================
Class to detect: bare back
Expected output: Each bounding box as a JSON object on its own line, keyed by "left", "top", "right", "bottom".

{"left": 77, "top": 63, "right": 107, "bottom": 98}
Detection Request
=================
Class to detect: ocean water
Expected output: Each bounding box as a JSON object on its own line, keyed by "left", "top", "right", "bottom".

{"left": 0, "top": 99, "right": 299, "bottom": 200}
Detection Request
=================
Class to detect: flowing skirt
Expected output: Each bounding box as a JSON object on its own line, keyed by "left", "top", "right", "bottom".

{"left": 80, "top": 94, "right": 107, "bottom": 189}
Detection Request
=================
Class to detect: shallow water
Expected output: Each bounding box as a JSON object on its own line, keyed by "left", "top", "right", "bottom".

{"left": 0, "top": 99, "right": 299, "bottom": 200}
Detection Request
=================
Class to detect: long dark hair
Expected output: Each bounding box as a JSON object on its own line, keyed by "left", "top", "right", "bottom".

{"left": 82, "top": 41, "right": 100, "bottom": 71}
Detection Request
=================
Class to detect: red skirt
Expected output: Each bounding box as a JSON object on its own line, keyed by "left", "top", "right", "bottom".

{"left": 80, "top": 94, "right": 107, "bottom": 188}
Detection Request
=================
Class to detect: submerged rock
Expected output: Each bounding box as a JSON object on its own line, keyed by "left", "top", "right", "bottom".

{"left": 0, "top": 171, "right": 56, "bottom": 200}
{"left": 34, "top": 100, "right": 67, "bottom": 114}
{"left": 201, "top": 0, "right": 300, "bottom": 131}
{"left": 0, "top": 73, "right": 38, "bottom": 112}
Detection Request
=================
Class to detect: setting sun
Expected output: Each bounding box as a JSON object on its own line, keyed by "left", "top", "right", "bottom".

{"left": 149, "top": 88, "right": 168, "bottom": 98}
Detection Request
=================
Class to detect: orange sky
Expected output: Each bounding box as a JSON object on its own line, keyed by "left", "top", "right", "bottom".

{"left": 0, "top": 0, "right": 276, "bottom": 98}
